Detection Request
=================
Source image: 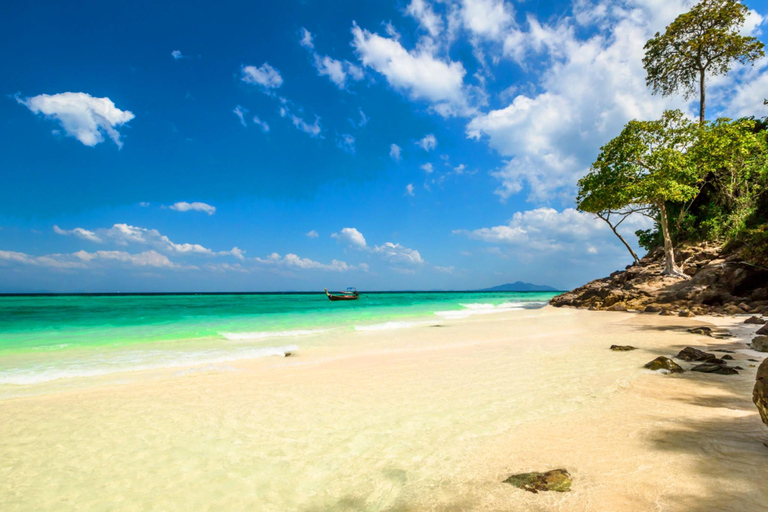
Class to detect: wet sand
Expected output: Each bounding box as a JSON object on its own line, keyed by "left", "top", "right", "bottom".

{"left": 1, "top": 307, "right": 766, "bottom": 511}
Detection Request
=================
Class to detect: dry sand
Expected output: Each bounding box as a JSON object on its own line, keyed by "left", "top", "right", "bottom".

{"left": 1, "top": 307, "right": 767, "bottom": 511}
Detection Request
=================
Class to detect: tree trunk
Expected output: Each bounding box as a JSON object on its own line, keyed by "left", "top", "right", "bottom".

{"left": 598, "top": 215, "right": 640, "bottom": 264}
{"left": 659, "top": 202, "right": 687, "bottom": 278}
{"left": 699, "top": 69, "right": 706, "bottom": 125}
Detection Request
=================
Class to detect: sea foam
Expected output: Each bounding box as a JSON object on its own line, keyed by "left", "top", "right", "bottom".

{"left": 0, "top": 344, "right": 298, "bottom": 385}
{"left": 220, "top": 329, "right": 328, "bottom": 340}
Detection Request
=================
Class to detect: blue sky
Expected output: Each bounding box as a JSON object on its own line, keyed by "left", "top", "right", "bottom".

{"left": 1, "top": 0, "right": 767, "bottom": 292}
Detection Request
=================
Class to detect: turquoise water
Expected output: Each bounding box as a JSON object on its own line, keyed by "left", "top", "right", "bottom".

{"left": 0, "top": 292, "right": 556, "bottom": 387}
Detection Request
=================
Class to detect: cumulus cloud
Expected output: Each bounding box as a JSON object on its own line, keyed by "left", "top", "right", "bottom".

{"left": 241, "top": 63, "right": 283, "bottom": 90}
{"left": 405, "top": 183, "right": 415, "bottom": 196}
{"left": 171, "top": 50, "right": 183, "bottom": 60}
{"left": 332, "top": 227, "right": 367, "bottom": 249}
{"left": 290, "top": 113, "right": 322, "bottom": 137}
{"left": 390, "top": 143, "right": 402, "bottom": 160}
{"left": 416, "top": 133, "right": 437, "bottom": 151}
{"left": 301, "top": 28, "right": 364, "bottom": 89}
{"left": 17, "top": 92, "right": 135, "bottom": 148}
{"left": 460, "top": 0, "right": 516, "bottom": 41}
{"left": 373, "top": 242, "right": 424, "bottom": 264}
{"left": 357, "top": 108, "right": 369, "bottom": 127}
{"left": 299, "top": 27, "right": 314, "bottom": 49}
{"left": 420, "top": 163, "right": 434, "bottom": 173}
{"left": 406, "top": 0, "right": 443, "bottom": 37}
{"left": 306, "top": 230, "right": 319, "bottom": 238}
{"left": 169, "top": 201, "right": 216, "bottom": 215}
{"left": 351, "top": 22, "right": 470, "bottom": 115}
{"left": 466, "top": 0, "right": 693, "bottom": 201}
{"left": 254, "top": 252, "right": 353, "bottom": 272}
{"left": 53, "top": 225, "right": 102, "bottom": 243}
{"left": 0, "top": 249, "right": 177, "bottom": 270}
{"left": 454, "top": 207, "right": 652, "bottom": 253}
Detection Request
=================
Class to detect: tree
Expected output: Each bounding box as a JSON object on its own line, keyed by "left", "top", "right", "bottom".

{"left": 643, "top": 0, "right": 764, "bottom": 124}
{"left": 578, "top": 110, "right": 701, "bottom": 277}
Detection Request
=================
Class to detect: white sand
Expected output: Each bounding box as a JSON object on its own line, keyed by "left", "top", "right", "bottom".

{"left": 1, "top": 307, "right": 767, "bottom": 511}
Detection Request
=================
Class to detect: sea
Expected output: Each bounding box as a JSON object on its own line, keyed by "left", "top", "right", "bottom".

{"left": 0, "top": 291, "right": 555, "bottom": 392}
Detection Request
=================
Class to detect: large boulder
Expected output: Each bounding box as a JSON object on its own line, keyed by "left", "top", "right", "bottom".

{"left": 745, "top": 316, "right": 765, "bottom": 325}
{"left": 751, "top": 336, "right": 768, "bottom": 353}
{"left": 754, "top": 359, "right": 768, "bottom": 429}
{"left": 644, "top": 357, "right": 684, "bottom": 373}
{"left": 687, "top": 326, "right": 713, "bottom": 336}
{"left": 676, "top": 347, "right": 719, "bottom": 363}
{"left": 503, "top": 469, "right": 572, "bottom": 493}
{"left": 756, "top": 323, "right": 768, "bottom": 335}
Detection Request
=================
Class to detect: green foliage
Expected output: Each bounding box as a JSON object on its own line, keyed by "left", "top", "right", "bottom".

{"left": 643, "top": 0, "right": 764, "bottom": 121}
{"left": 579, "top": 110, "right": 701, "bottom": 212}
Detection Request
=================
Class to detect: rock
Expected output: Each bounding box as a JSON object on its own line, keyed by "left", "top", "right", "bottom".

{"left": 691, "top": 363, "right": 739, "bottom": 375}
{"left": 756, "top": 323, "right": 768, "bottom": 335}
{"left": 753, "top": 359, "right": 768, "bottom": 429}
{"left": 644, "top": 305, "right": 661, "bottom": 313}
{"left": 721, "top": 355, "right": 734, "bottom": 360}
{"left": 679, "top": 309, "right": 695, "bottom": 317}
{"left": 714, "top": 349, "right": 736, "bottom": 353}
{"left": 724, "top": 305, "right": 745, "bottom": 315}
{"left": 610, "top": 345, "right": 637, "bottom": 351}
{"left": 644, "top": 356, "right": 684, "bottom": 373}
{"left": 607, "top": 302, "right": 628, "bottom": 312}
{"left": 745, "top": 316, "right": 765, "bottom": 324}
{"left": 503, "top": 469, "right": 572, "bottom": 493}
{"left": 751, "top": 336, "right": 768, "bottom": 352}
{"left": 687, "top": 326, "right": 713, "bottom": 336}
{"left": 659, "top": 310, "right": 674, "bottom": 316}
{"left": 676, "top": 347, "right": 719, "bottom": 363}
{"left": 749, "top": 358, "right": 760, "bottom": 362}
{"left": 284, "top": 351, "right": 293, "bottom": 357}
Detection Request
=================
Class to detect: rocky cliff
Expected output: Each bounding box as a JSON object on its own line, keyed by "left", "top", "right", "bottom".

{"left": 550, "top": 242, "right": 768, "bottom": 316}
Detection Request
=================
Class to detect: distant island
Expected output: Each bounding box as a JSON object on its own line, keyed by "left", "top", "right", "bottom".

{"left": 479, "top": 282, "right": 559, "bottom": 292}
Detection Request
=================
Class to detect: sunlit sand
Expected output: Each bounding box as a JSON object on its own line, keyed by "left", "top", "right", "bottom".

{"left": 1, "top": 307, "right": 766, "bottom": 511}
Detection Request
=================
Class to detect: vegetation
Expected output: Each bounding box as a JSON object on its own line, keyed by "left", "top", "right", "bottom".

{"left": 578, "top": 0, "right": 768, "bottom": 273}
{"left": 643, "top": 0, "right": 764, "bottom": 124}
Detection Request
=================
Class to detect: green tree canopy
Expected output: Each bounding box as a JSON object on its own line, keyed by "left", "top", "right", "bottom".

{"left": 578, "top": 110, "right": 701, "bottom": 275}
{"left": 643, "top": 0, "right": 764, "bottom": 124}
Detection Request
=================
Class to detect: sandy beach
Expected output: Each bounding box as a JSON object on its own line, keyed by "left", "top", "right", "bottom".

{"left": 1, "top": 307, "right": 767, "bottom": 511}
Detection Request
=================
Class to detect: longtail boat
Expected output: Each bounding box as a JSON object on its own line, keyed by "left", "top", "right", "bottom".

{"left": 325, "top": 287, "right": 359, "bottom": 301}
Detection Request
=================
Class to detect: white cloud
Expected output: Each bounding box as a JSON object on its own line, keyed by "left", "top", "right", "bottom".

{"left": 420, "top": 163, "right": 434, "bottom": 173}
{"left": 373, "top": 242, "right": 424, "bottom": 265}
{"left": 171, "top": 50, "right": 183, "bottom": 60}
{"left": 405, "top": 183, "right": 415, "bottom": 196}
{"left": 75, "top": 250, "right": 176, "bottom": 268}
{"left": 332, "top": 227, "right": 367, "bottom": 249}
{"left": 300, "top": 27, "right": 314, "bottom": 50}
{"left": 252, "top": 115, "right": 270, "bottom": 133}
{"left": 290, "top": 114, "right": 322, "bottom": 137}
{"left": 53, "top": 225, "right": 103, "bottom": 243}
{"left": 337, "top": 133, "right": 356, "bottom": 153}
{"left": 390, "top": 143, "right": 402, "bottom": 160}
{"left": 0, "top": 249, "right": 177, "bottom": 270}
{"left": 460, "top": 0, "right": 515, "bottom": 41}
{"left": 351, "top": 22, "right": 470, "bottom": 114}
{"left": 434, "top": 265, "right": 455, "bottom": 274}
{"left": 358, "top": 108, "right": 369, "bottom": 127}
{"left": 467, "top": 0, "right": 692, "bottom": 201}
{"left": 254, "top": 252, "right": 353, "bottom": 272}
{"left": 454, "top": 207, "right": 652, "bottom": 253}
{"left": 241, "top": 63, "right": 283, "bottom": 90}
{"left": 406, "top": 0, "right": 443, "bottom": 37}
{"left": 169, "top": 201, "right": 216, "bottom": 215}
{"left": 233, "top": 105, "right": 248, "bottom": 127}
{"left": 306, "top": 230, "right": 319, "bottom": 238}
{"left": 17, "top": 92, "right": 135, "bottom": 148}
{"left": 417, "top": 133, "right": 437, "bottom": 151}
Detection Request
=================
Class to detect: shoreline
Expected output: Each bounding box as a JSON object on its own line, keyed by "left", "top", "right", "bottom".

{"left": 1, "top": 307, "right": 767, "bottom": 510}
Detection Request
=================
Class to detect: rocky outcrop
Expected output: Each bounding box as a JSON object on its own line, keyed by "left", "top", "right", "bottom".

{"left": 503, "top": 469, "right": 572, "bottom": 493}
{"left": 610, "top": 345, "right": 637, "bottom": 351}
{"left": 644, "top": 357, "right": 684, "bottom": 373}
{"left": 751, "top": 336, "right": 768, "bottom": 352}
{"left": 754, "top": 360, "right": 768, "bottom": 429}
{"left": 757, "top": 324, "right": 768, "bottom": 335}
{"left": 550, "top": 243, "right": 768, "bottom": 315}
{"left": 745, "top": 316, "right": 766, "bottom": 324}
{"left": 687, "top": 327, "right": 713, "bottom": 336}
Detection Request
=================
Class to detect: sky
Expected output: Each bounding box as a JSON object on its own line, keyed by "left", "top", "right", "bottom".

{"left": 1, "top": 0, "right": 767, "bottom": 293}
